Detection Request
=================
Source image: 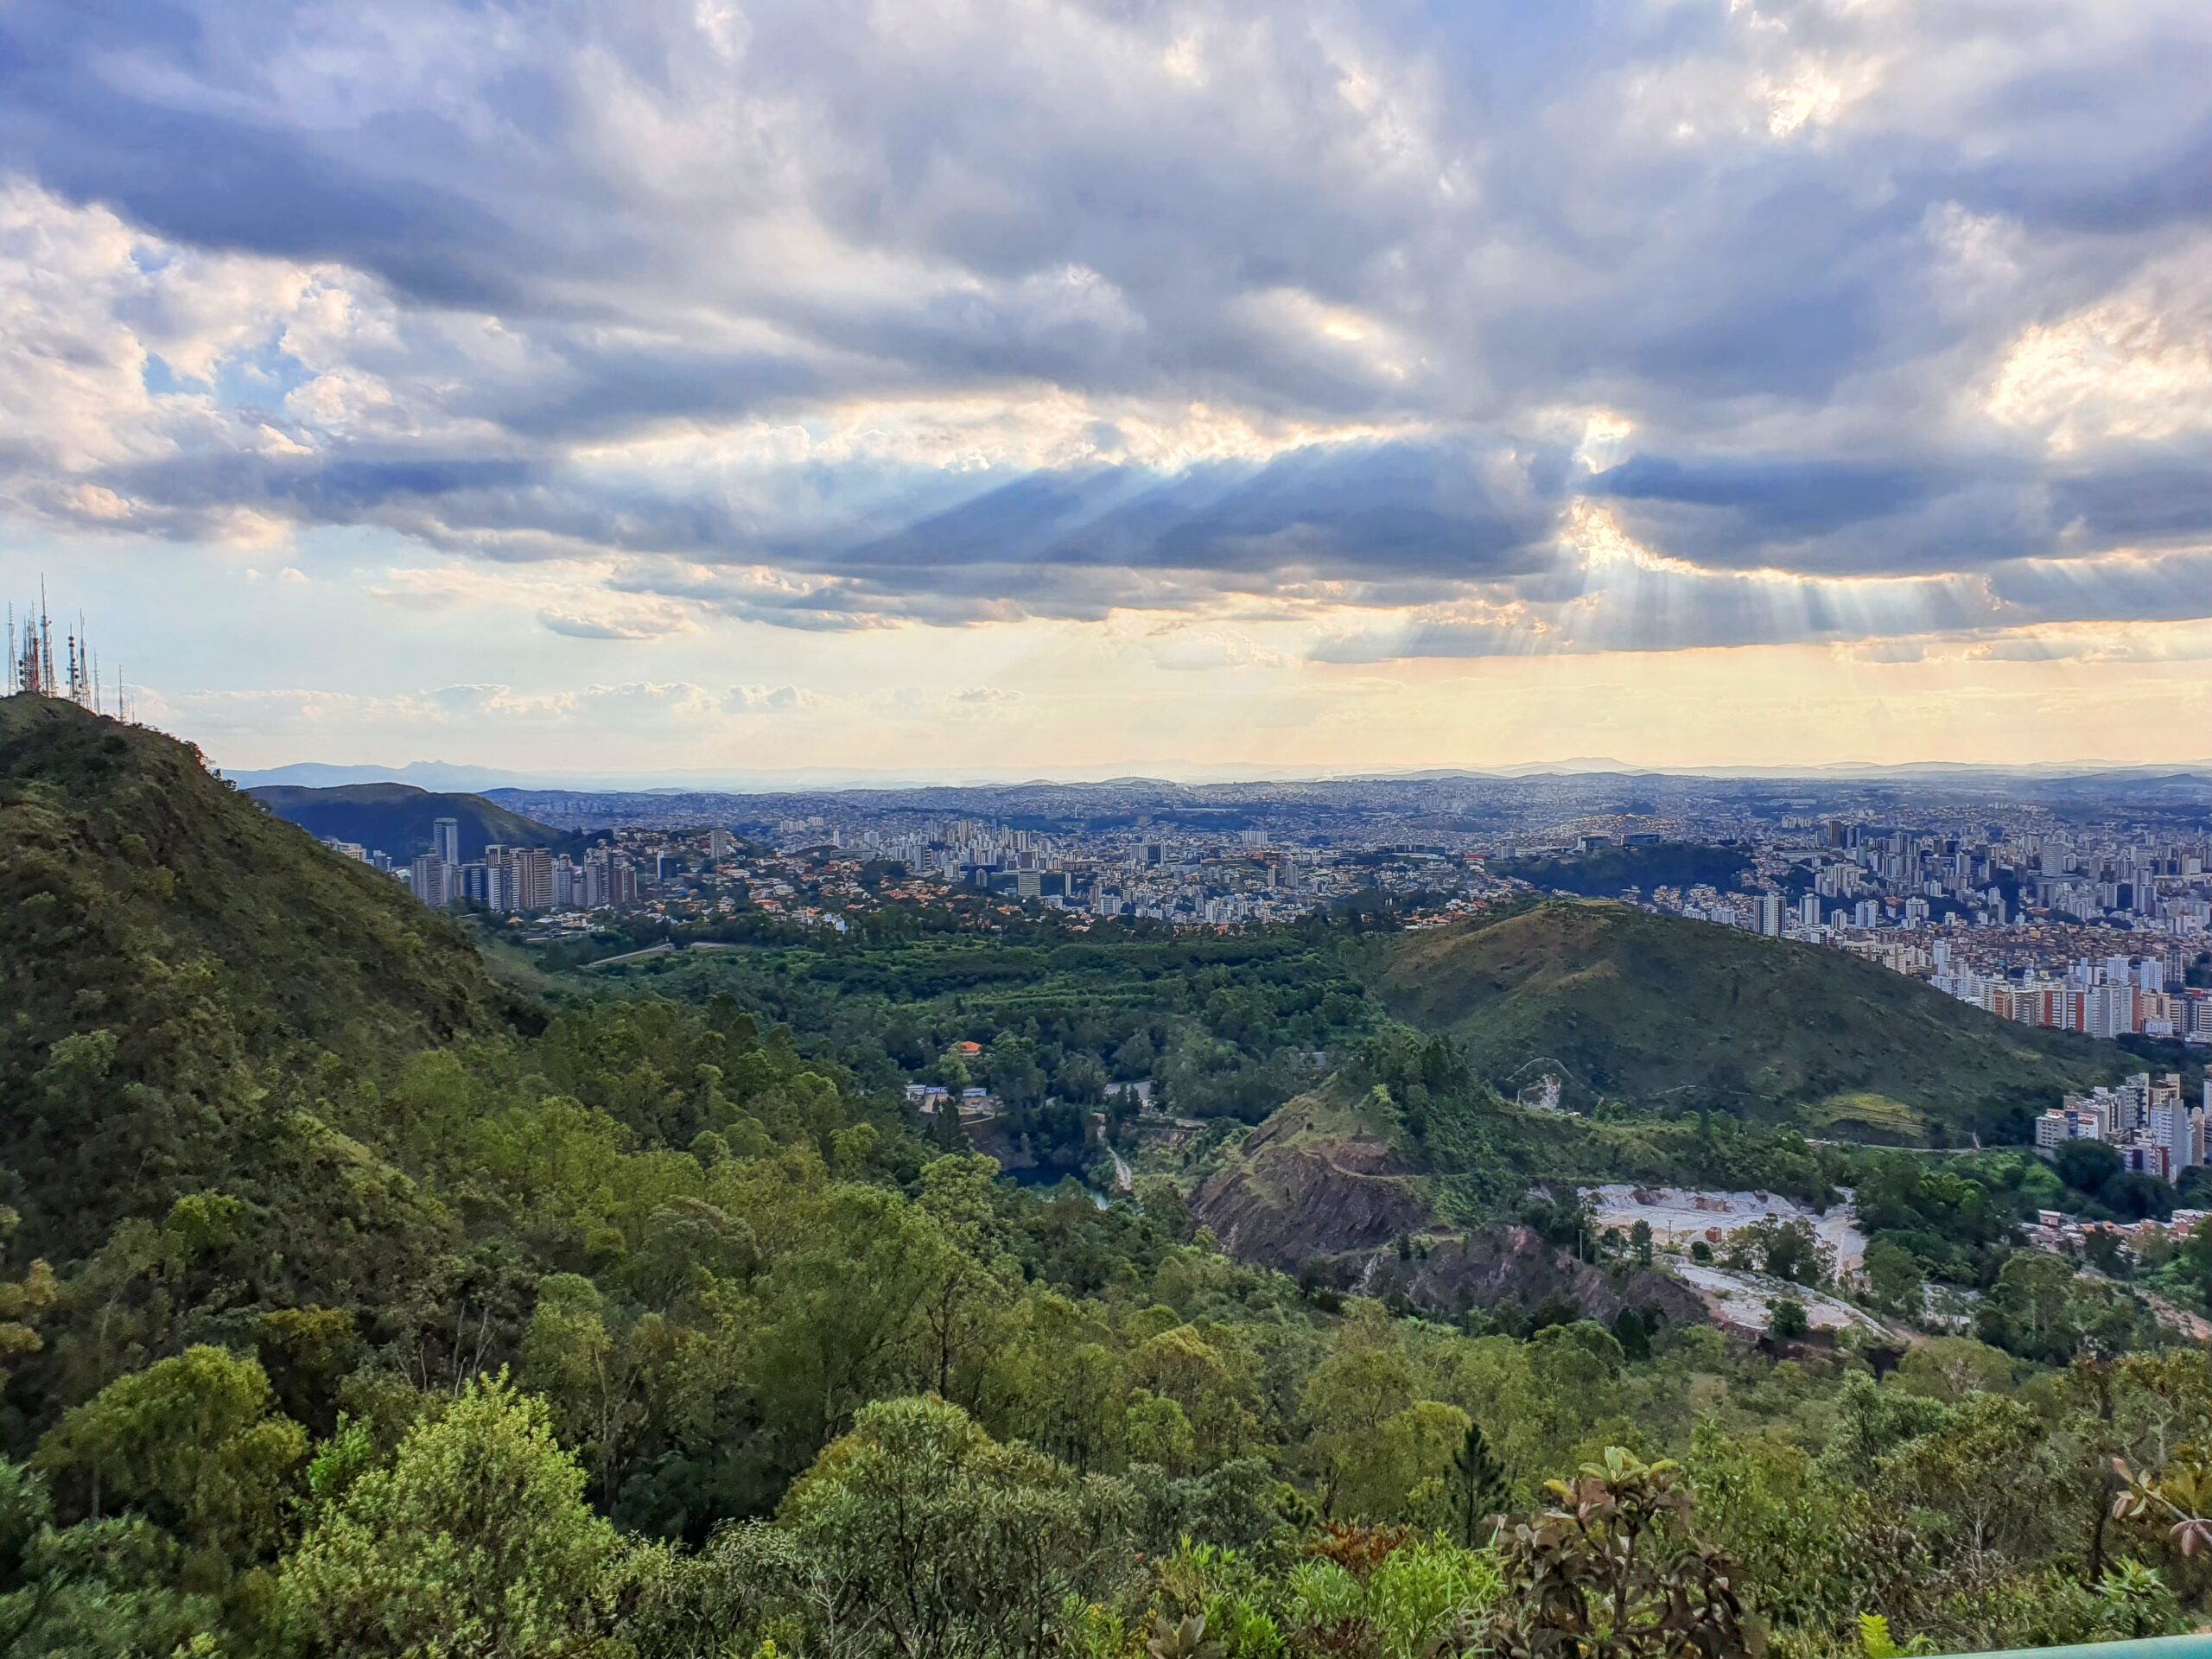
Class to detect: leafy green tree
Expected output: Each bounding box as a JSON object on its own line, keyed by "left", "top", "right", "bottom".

{"left": 1689, "top": 1421, "right": 1859, "bottom": 1637}
{"left": 1726, "top": 1217, "right": 1832, "bottom": 1286}
{"left": 34, "top": 1345, "right": 306, "bottom": 1562}
{"left": 1280, "top": 1535, "right": 1502, "bottom": 1659}
{"left": 0, "top": 1206, "right": 58, "bottom": 1394}
{"left": 2052, "top": 1138, "right": 2122, "bottom": 1197}
{"left": 1347, "top": 1401, "right": 1470, "bottom": 1523}
{"left": 255, "top": 1307, "right": 364, "bottom": 1438}
{"left": 277, "top": 1372, "right": 628, "bottom": 1657}
{"left": 1768, "top": 1298, "right": 1810, "bottom": 1340}
{"left": 1126, "top": 1390, "right": 1198, "bottom": 1475}
{"left": 1881, "top": 1393, "right": 2066, "bottom": 1561}
{"left": 772, "top": 1395, "right": 1134, "bottom": 1659}
{"left": 2092, "top": 1560, "right": 2180, "bottom": 1639}
{"left": 1980, "top": 1251, "right": 2081, "bottom": 1363}
{"left": 520, "top": 1274, "right": 651, "bottom": 1508}
{"left": 2174, "top": 1217, "right": 2212, "bottom": 1301}
{"left": 1860, "top": 1242, "right": 1925, "bottom": 1319}
{"left": 1132, "top": 1325, "right": 1254, "bottom": 1469}
{"left": 0, "top": 1459, "right": 222, "bottom": 1658}
{"left": 1300, "top": 1332, "right": 1416, "bottom": 1516}
{"left": 1488, "top": 1447, "right": 1753, "bottom": 1659}
{"left": 744, "top": 1181, "right": 943, "bottom": 1468}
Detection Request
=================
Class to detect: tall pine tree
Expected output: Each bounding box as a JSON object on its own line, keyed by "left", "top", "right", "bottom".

{"left": 1451, "top": 1421, "right": 1510, "bottom": 1548}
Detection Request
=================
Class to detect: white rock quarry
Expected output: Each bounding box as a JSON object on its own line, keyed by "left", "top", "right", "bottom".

{"left": 1583, "top": 1183, "right": 1867, "bottom": 1269}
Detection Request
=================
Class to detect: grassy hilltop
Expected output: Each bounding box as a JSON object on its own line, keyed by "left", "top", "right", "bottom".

{"left": 1368, "top": 899, "right": 2121, "bottom": 1141}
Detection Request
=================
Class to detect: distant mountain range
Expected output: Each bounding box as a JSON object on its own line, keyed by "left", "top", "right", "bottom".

{"left": 246, "top": 783, "right": 566, "bottom": 861}
{"left": 224, "top": 756, "right": 2212, "bottom": 795}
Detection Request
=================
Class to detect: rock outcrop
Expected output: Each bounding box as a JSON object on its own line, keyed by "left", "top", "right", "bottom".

{"left": 1378, "top": 1226, "right": 1709, "bottom": 1326}
{"left": 1192, "top": 1105, "right": 1428, "bottom": 1269}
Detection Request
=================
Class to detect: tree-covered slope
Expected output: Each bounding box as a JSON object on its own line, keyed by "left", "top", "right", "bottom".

{"left": 1367, "top": 899, "right": 2119, "bottom": 1140}
{"left": 246, "top": 781, "right": 561, "bottom": 861}
{"left": 0, "top": 696, "right": 507, "bottom": 1257}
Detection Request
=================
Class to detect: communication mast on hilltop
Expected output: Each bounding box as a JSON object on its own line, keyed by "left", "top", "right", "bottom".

{"left": 6, "top": 582, "right": 123, "bottom": 716}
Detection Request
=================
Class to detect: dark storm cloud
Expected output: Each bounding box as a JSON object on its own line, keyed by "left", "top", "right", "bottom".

{"left": 842, "top": 442, "right": 1564, "bottom": 582}
{"left": 4, "top": 0, "right": 2212, "bottom": 644}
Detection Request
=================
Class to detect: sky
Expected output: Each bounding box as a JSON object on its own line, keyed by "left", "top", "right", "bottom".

{"left": 4, "top": 0, "right": 2212, "bottom": 780}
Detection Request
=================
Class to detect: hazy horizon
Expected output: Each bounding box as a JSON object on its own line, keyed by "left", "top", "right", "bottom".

{"left": 219, "top": 750, "right": 2212, "bottom": 796}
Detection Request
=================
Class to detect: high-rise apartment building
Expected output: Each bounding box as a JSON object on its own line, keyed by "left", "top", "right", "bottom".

{"left": 433, "top": 817, "right": 461, "bottom": 866}
{"left": 512, "top": 847, "right": 556, "bottom": 912}
{"left": 409, "top": 853, "right": 453, "bottom": 907}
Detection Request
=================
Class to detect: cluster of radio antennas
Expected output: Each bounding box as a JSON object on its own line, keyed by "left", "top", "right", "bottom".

{"left": 6, "top": 582, "right": 133, "bottom": 721}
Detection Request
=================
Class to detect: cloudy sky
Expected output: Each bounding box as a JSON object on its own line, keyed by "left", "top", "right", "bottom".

{"left": 4, "top": 0, "right": 2212, "bottom": 778}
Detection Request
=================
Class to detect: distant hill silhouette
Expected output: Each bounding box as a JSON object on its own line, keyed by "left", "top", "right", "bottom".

{"left": 248, "top": 781, "right": 564, "bottom": 861}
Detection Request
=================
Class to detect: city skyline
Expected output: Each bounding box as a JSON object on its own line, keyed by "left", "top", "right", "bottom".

{"left": 6, "top": 2, "right": 2212, "bottom": 771}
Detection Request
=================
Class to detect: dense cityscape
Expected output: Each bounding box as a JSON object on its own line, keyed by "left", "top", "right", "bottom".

{"left": 329, "top": 772, "right": 2212, "bottom": 1052}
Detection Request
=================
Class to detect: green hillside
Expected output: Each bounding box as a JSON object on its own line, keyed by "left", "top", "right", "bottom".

{"left": 1367, "top": 899, "right": 2121, "bottom": 1141}
{"left": 0, "top": 696, "right": 506, "bottom": 1258}
{"left": 247, "top": 780, "right": 561, "bottom": 861}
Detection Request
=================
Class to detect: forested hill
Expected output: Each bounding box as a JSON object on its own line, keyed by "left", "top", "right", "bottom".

{"left": 247, "top": 780, "right": 563, "bottom": 861}
{"left": 1370, "top": 899, "right": 2120, "bottom": 1141}
{"left": 0, "top": 696, "right": 505, "bottom": 1257}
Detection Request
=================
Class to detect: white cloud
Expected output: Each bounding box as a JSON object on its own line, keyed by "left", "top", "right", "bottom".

{"left": 4, "top": 0, "right": 2212, "bottom": 767}
{"left": 1147, "top": 628, "right": 1291, "bottom": 671}
{"left": 1986, "top": 236, "right": 2212, "bottom": 452}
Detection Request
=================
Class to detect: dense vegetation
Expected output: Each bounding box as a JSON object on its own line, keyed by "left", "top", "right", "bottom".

{"left": 8, "top": 696, "right": 2212, "bottom": 1659}
{"left": 246, "top": 782, "right": 565, "bottom": 862}
{"left": 0, "top": 697, "right": 507, "bottom": 1263}
{"left": 662, "top": 931, "right": 1361, "bottom": 1107}
{"left": 1370, "top": 902, "right": 2125, "bottom": 1140}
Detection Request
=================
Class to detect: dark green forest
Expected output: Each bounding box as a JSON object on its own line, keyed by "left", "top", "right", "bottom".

{"left": 8, "top": 695, "right": 2212, "bottom": 1659}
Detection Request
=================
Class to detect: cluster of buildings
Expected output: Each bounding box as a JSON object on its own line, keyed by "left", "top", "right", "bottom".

{"left": 1625, "top": 816, "right": 2212, "bottom": 1043}
{"left": 811, "top": 815, "right": 1495, "bottom": 926}
{"left": 404, "top": 843, "right": 640, "bottom": 912}
{"left": 2033, "top": 1071, "right": 2212, "bottom": 1181}
{"left": 2025, "top": 1206, "right": 2212, "bottom": 1255}
{"left": 1931, "top": 945, "right": 2212, "bottom": 1041}
{"left": 327, "top": 816, "right": 639, "bottom": 916}
{"left": 290, "top": 767, "right": 2212, "bottom": 964}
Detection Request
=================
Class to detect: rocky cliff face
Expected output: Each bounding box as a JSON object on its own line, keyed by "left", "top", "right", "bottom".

{"left": 1191, "top": 1103, "right": 1429, "bottom": 1269}
{"left": 1191, "top": 1092, "right": 1711, "bottom": 1332}
{"left": 1375, "top": 1227, "right": 1709, "bottom": 1327}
